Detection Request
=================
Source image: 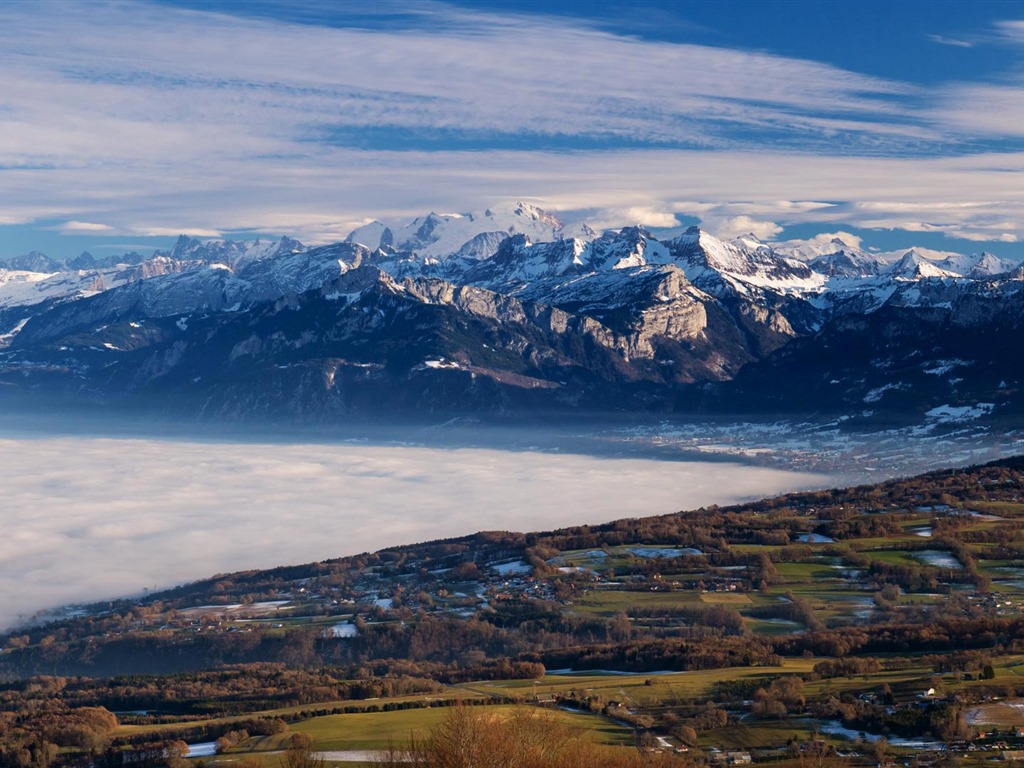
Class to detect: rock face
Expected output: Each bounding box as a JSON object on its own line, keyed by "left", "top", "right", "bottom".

{"left": 0, "top": 204, "right": 1022, "bottom": 422}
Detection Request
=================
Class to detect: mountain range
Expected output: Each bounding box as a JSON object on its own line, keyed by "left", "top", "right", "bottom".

{"left": 0, "top": 201, "right": 1021, "bottom": 424}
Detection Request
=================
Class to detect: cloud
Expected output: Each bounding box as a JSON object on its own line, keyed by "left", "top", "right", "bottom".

{"left": 700, "top": 215, "right": 782, "bottom": 241}
{"left": 927, "top": 34, "right": 973, "bottom": 48}
{"left": 994, "top": 19, "right": 1024, "bottom": 43}
{"left": 0, "top": 2, "right": 1019, "bottom": 249}
{"left": 3, "top": 145, "right": 1024, "bottom": 248}
{"left": 0, "top": 434, "right": 831, "bottom": 630}
{"left": 929, "top": 83, "right": 1024, "bottom": 139}
{"left": 948, "top": 231, "right": 1018, "bottom": 243}
{"left": 54, "top": 221, "right": 114, "bottom": 233}
{"left": 0, "top": 0, "right": 925, "bottom": 239}
{"left": 586, "top": 206, "right": 680, "bottom": 231}
{"left": 805, "top": 231, "right": 863, "bottom": 250}
{"left": 0, "top": 0, "right": 910, "bottom": 157}
{"left": 126, "top": 226, "right": 223, "bottom": 238}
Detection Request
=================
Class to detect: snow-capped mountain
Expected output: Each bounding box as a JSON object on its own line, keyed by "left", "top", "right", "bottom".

{"left": 345, "top": 201, "right": 568, "bottom": 259}
{"left": 807, "top": 247, "right": 891, "bottom": 279}
{"left": 887, "top": 250, "right": 961, "bottom": 281}
{"left": 934, "top": 250, "right": 1015, "bottom": 278}
{"left": 0, "top": 204, "right": 1022, "bottom": 422}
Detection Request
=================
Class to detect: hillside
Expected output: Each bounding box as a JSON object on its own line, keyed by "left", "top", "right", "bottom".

{"left": 7, "top": 456, "right": 1024, "bottom": 765}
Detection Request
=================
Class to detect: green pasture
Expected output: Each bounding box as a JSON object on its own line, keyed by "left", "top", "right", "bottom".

{"left": 279, "top": 705, "right": 634, "bottom": 750}
{"left": 465, "top": 659, "right": 820, "bottom": 703}
{"left": 572, "top": 589, "right": 702, "bottom": 615}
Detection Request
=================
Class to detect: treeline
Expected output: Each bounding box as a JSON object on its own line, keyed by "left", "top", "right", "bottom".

{"left": 533, "top": 635, "right": 783, "bottom": 673}
{"left": 0, "top": 661, "right": 546, "bottom": 723}
{"left": 0, "top": 706, "right": 116, "bottom": 768}
{"left": 0, "top": 665, "right": 444, "bottom": 719}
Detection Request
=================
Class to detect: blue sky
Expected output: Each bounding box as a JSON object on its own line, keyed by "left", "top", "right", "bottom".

{"left": 2, "top": 0, "right": 1024, "bottom": 259}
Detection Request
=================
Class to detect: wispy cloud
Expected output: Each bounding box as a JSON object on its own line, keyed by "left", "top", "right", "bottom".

{"left": 0, "top": 1, "right": 1021, "bottom": 247}
{"left": 927, "top": 33, "right": 974, "bottom": 48}
{"left": 993, "top": 19, "right": 1024, "bottom": 42}
{"left": 53, "top": 221, "right": 114, "bottom": 234}
{"left": 0, "top": 2, "right": 910, "bottom": 231}
{"left": 0, "top": 434, "right": 829, "bottom": 629}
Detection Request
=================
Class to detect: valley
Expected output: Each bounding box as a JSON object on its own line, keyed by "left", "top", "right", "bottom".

{"left": 7, "top": 456, "right": 1024, "bottom": 766}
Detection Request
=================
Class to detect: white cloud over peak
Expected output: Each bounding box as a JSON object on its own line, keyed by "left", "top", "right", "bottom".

{"left": 586, "top": 207, "right": 680, "bottom": 231}
{"left": 802, "top": 231, "right": 864, "bottom": 250}
{"left": 700, "top": 215, "right": 782, "bottom": 241}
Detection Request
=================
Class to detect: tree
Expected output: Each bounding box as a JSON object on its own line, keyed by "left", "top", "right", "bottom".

{"left": 281, "top": 733, "right": 324, "bottom": 768}
{"left": 376, "top": 703, "right": 689, "bottom": 768}
{"left": 165, "top": 740, "right": 190, "bottom": 768}
{"left": 673, "top": 724, "right": 698, "bottom": 746}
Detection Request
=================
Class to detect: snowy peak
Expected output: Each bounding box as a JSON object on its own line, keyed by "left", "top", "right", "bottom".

{"left": 4, "top": 251, "right": 64, "bottom": 273}
{"left": 462, "top": 234, "right": 586, "bottom": 287}
{"left": 161, "top": 235, "right": 306, "bottom": 269}
{"left": 888, "top": 250, "right": 959, "bottom": 280}
{"left": 934, "top": 251, "right": 1015, "bottom": 278}
{"left": 460, "top": 227, "right": 673, "bottom": 289}
{"left": 349, "top": 201, "right": 565, "bottom": 260}
{"left": 808, "top": 249, "right": 888, "bottom": 279}
{"left": 585, "top": 226, "right": 664, "bottom": 271}
{"left": 345, "top": 221, "right": 393, "bottom": 250}
{"left": 774, "top": 235, "right": 865, "bottom": 262}
{"left": 666, "top": 226, "right": 824, "bottom": 294}
{"left": 556, "top": 220, "right": 598, "bottom": 241}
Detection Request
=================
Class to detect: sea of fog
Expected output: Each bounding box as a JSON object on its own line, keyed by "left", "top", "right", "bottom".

{"left": 0, "top": 429, "right": 836, "bottom": 630}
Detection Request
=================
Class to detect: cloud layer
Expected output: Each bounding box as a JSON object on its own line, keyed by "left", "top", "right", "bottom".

{"left": 0, "top": 1, "right": 1022, "bottom": 246}
{"left": 0, "top": 434, "right": 830, "bottom": 629}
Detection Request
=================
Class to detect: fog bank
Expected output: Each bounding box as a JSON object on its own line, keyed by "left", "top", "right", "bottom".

{"left": 0, "top": 435, "right": 832, "bottom": 629}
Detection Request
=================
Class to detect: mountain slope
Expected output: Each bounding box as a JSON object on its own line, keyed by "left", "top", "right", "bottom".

{"left": 0, "top": 206, "right": 1023, "bottom": 422}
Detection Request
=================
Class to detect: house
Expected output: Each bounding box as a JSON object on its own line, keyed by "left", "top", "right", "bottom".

{"left": 710, "top": 750, "right": 752, "bottom": 765}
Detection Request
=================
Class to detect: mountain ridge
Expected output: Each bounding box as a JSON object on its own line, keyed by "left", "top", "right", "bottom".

{"left": 0, "top": 204, "right": 1022, "bottom": 423}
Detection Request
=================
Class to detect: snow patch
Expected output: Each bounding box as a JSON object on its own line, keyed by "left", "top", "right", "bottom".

{"left": 492, "top": 560, "right": 532, "bottom": 575}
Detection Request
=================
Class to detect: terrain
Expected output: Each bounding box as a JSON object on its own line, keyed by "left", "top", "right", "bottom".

{"left": 9, "top": 456, "right": 1024, "bottom": 765}
{"left": 0, "top": 203, "right": 1021, "bottom": 423}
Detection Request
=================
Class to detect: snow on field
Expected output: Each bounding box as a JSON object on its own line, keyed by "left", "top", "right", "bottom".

{"left": 818, "top": 721, "right": 943, "bottom": 749}
{"left": 492, "top": 560, "right": 531, "bottom": 575}
{"left": 911, "top": 550, "right": 963, "bottom": 569}
{"left": 626, "top": 546, "right": 703, "bottom": 558}
{"left": 315, "top": 751, "right": 406, "bottom": 762}
{"left": 797, "top": 533, "right": 833, "bottom": 543}
{"left": 328, "top": 623, "right": 358, "bottom": 638}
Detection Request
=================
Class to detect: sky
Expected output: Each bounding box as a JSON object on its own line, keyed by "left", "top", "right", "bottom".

{"left": 2, "top": 0, "right": 1024, "bottom": 258}
{"left": 0, "top": 434, "right": 831, "bottom": 629}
